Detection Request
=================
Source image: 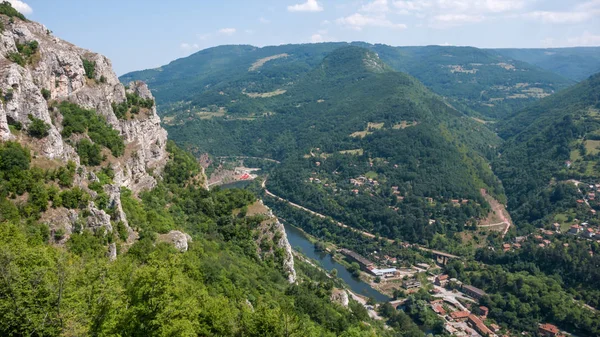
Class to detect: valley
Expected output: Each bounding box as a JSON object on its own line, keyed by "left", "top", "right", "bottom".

{"left": 1, "top": 1, "right": 600, "bottom": 336}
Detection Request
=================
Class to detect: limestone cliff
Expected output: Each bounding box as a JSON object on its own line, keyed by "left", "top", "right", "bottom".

{"left": 0, "top": 15, "right": 168, "bottom": 251}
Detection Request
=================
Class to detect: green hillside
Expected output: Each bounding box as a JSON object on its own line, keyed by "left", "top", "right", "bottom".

{"left": 160, "top": 47, "right": 504, "bottom": 245}
{"left": 121, "top": 43, "right": 574, "bottom": 120}
{"left": 494, "top": 73, "right": 600, "bottom": 230}
{"left": 494, "top": 47, "right": 600, "bottom": 81}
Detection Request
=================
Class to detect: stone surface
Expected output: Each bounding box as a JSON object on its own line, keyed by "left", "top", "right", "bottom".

{"left": 158, "top": 230, "right": 193, "bottom": 252}
{"left": 0, "top": 16, "right": 170, "bottom": 257}
{"left": 330, "top": 289, "right": 350, "bottom": 308}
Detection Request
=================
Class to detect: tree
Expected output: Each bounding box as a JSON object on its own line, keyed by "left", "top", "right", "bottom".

{"left": 27, "top": 115, "right": 50, "bottom": 138}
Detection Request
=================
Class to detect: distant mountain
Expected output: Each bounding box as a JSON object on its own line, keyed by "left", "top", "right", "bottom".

{"left": 493, "top": 47, "right": 600, "bottom": 82}
{"left": 158, "top": 46, "right": 504, "bottom": 244}
{"left": 121, "top": 43, "right": 574, "bottom": 119}
{"left": 494, "top": 73, "right": 600, "bottom": 229}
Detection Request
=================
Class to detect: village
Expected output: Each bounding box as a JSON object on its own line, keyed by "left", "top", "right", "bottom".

{"left": 335, "top": 246, "right": 570, "bottom": 337}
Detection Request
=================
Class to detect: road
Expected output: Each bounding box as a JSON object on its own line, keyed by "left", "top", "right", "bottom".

{"left": 262, "top": 178, "right": 459, "bottom": 259}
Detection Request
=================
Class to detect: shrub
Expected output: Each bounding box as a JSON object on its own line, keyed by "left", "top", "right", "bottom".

{"left": 0, "top": 1, "right": 27, "bottom": 20}
{"left": 27, "top": 115, "right": 50, "bottom": 138}
{"left": 59, "top": 187, "right": 90, "bottom": 209}
{"left": 82, "top": 58, "right": 96, "bottom": 79}
{"left": 76, "top": 138, "right": 104, "bottom": 166}
{"left": 41, "top": 88, "right": 51, "bottom": 100}
{"left": 0, "top": 141, "right": 30, "bottom": 172}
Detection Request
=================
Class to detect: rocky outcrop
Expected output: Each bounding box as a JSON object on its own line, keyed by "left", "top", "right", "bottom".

{"left": 0, "top": 15, "right": 168, "bottom": 257}
{"left": 158, "top": 230, "right": 193, "bottom": 252}
{"left": 331, "top": 289, "right": 350, "bottom": 308}
{"left": 251, "top": 200, "right": 297, "bottom": 284}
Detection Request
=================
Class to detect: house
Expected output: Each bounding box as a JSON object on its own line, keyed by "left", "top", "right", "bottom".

{"left": 534, "top": 235, "right": 543, "bottom": 241}
{"left": 370, "top": 268, "right": 397, "bottom": 278}
{"left": 568, "top": 225, "right": 582, "bottom": 235}
{"left": 577, "top": 199, "right": 585, "bottom": 204}
{"left": 502, "top": 243, "right": 511, "bottom": 252}
{"left": 552, "top": 223, "right": 561, "bottom": 231}
{"left": 403, "top": 279, "right": 422, "bottom": 289}
{"left": 432, "top": 304, "right": 446, "bottom": 315}
{"left": 514, "top": 236, "right": 527, "bottom": 243}
{"left": 339, "top": 249, "right": 374, "bottom": 270}
{"left": 543, "top": 240, "right": 551, "bottom": 246}
{"left": 582, "top": 228, "right": 595, "bottom": 238}
{"left": 462, "top": 285, "right": 487, "bottom": 300}
{"left": 479, "top": 306, "right": 489, "bottom": 318}
{"left": 435, "top": 274, "right": 449, "bottom": 287}
{"left": 490, "top": 324, "right": 501, "bottom": 332}
{"left": 417, "top": 263, "right": 430, "bottom": 270}
{"left": 538, "top": 323, "right": 560, "bottom": 337}
{"left": 468, "top": 314, "right": 496, "bottom": 337}
{"left": 513, "top": 243, "right": 521, "bottom": 249}
{"left": 450, "top": 311, "right": 470, "bottom": 321}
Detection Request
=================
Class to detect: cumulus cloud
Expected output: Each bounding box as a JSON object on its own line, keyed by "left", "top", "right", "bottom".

{"left": 311, "top": 33, "right": 325, "bottom": 43}
{"left": 7, "top": 0, "right": 32, "bottom": 14}
{"left": 525, "top": 11, "right": 592, "bottom": 24}
{"left": 433, "top": 14, "right": 485, "bottom": 24}
{"left": 336, "top": 13, "right": 407, "bottom": 30}
{"left": 361, "top": 0, "right": 390, "bottom": 13}
{"left": 288, "top": 0, "right": 323, "bottom": 12}
{"left": 218, "top": 28, "right": 236, "bottom": 36}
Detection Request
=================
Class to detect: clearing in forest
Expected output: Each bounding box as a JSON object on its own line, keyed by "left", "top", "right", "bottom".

{"left": 350, "top": 122, "right": 385, "bottom": 138}
{"left": 249, "top": 53, "right": 289, "bottom": 71}
{"left": 478, "top": 189, "right": 513, "bottom": 236}
{"left": 339, "top": 149, "right": 364, "bottom": 155}
{"left": 392, "top": 121, "right": 418, "bottom": 129}
{"left": 243, "top": 89, "right": 287, "bottom": 98}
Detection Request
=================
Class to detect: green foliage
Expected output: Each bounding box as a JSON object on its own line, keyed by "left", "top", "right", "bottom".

{"left": 27, "top": 115, "right": 50, "bottom": 138}
{"left": 59, "top": 101, "right": 124, "bottom": 157}
{"left": 111, "top": 92, "right": 154, "bottom": 119}
{"left": 58, "top": 187, "right": 90, "bottom": 209}
{"left": 495, "top": 73, "right": 600, "bottom": 228}
{"left": 163, "top": 140, "right": 200, "bottom": 185}
{"left": 7, "top": 40, "right": 39, "bottom": 66}
{"left": 40, "top": 88, "right": 51, "bottom": 100}
{"left": 76, "top": 138, "right": 104, "bottom": 166}
{"left": 0, "top": 1, "right": 26, "bottom": 20}
{"left": 0, "top": 141, "right": 30, "bottom": 172}
{"left": 82, "top": 58, "right": 95, "bottom": 79}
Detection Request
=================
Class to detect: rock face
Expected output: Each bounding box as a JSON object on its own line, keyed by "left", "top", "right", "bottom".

{"left": 330, "top": 289, "right": 350, "bottom": 308}
{"left": 158, "top": 230, "right": 193, "bottom": 252}
{"left": 0, "top": 15, "right": 168, "bottom": 256}
{"left": 253, "top": 200, "right": 297, "bottom": 284}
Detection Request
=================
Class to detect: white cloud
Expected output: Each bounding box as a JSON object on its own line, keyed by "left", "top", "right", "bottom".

{"left": 336, "top": 13, "right": 407, "bottom": 30}
{"left": 433, "top": 14, "right": 485, "bottom": 24}
{"left": 567, "top": 31, "right": 600, "bottom": 46}
{"left": 218, "top": 28, "right": 237, "bottom": 36}
{"left": 361, "top": 0, "right": 390, "bottom": 13}
{"left": 524, "top": 0, "right": 600, "bottom": 24}
{"left": 288, "top": 0, "right": 324, "bottom": 12}
{"left": 180, "top": 43, "right": 200, "bottom": 51}
{"left": 7, "top": 0, "right": 32, "bottom": 14}
{"left": 393, "top": 0, "right": 432, "bottom": 13}
{"left": 311, "top": 33, "right": 325, "bottom": 42}
{"left": 259, "top": 17, "right": 270, "bottom": 24}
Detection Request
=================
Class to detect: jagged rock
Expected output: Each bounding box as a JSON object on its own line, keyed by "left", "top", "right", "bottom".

{"left": 107, "top": 243, "right": 117, "bottom": 261}
{"left": 252, "top": 200, "right": 297, "bottom": 284}
{"left": 330, "top": 289, "right": 350, "bottom": 308}
{"left": 86, "top": 205, "right": 113, "bottom": 233}
{"left": 0, "top": 16, "right": 170, "bottom": 249}
{"left": 158, "top": 230, "right": 193, "bottom": 252}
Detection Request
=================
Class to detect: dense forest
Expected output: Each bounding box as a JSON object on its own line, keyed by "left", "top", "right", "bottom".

{"left": 0, "top": 139, "right": 397, "bottom": 336}
{"left": 162, "top": 47, "right": 505, "bottom": 245}
{"left": 494, "top": 73, "right": 600, "bottom": 228}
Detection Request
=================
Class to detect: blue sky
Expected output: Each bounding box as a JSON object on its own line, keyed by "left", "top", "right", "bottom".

{"left": 12, "top": 0, "right": 600, "bottom": 75}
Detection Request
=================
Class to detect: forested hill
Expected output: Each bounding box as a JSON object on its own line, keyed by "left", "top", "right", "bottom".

{"left": 121, "top": 43, "right": 575, "bottom": 120}
{"left": 494, "top": 73, "right": 600, "bottom": 231}
{"left": 493, "top": 47, "right": 600, "bottom": 81}
{"left": 154, "top": 46, "right": 505, "bottom": 244}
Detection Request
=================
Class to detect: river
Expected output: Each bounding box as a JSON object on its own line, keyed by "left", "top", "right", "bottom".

{"left": 283, "top": 223, "right": 390, "bottom": 303}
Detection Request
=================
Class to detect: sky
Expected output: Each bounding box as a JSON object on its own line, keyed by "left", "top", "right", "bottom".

{"left": 12, "top": 0, "right": 600, "bottom": 75}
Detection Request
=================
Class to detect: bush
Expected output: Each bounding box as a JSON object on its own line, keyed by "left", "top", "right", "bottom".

{"left": 0, "top": 1, "right": 27, "bottom": 20}
{"left": 76, "top": 139, "right": 104, "bottom": 166}
{"left": 82, "top": 58, "right": 96, "bottom": 79}
{"left": 59, "top": 102, "right": 124, "bottom": 156}
{"left": 59, "top": 187, "right": 90, "bottom": 209}
{"left": 0, "top": 141, "right": 30, "bottom": 172}
{"left": 41, "top": 88, "right": 51, "bottom": 100}
{"left": 27, "top": 115, "right": 50, "bottom": 138}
